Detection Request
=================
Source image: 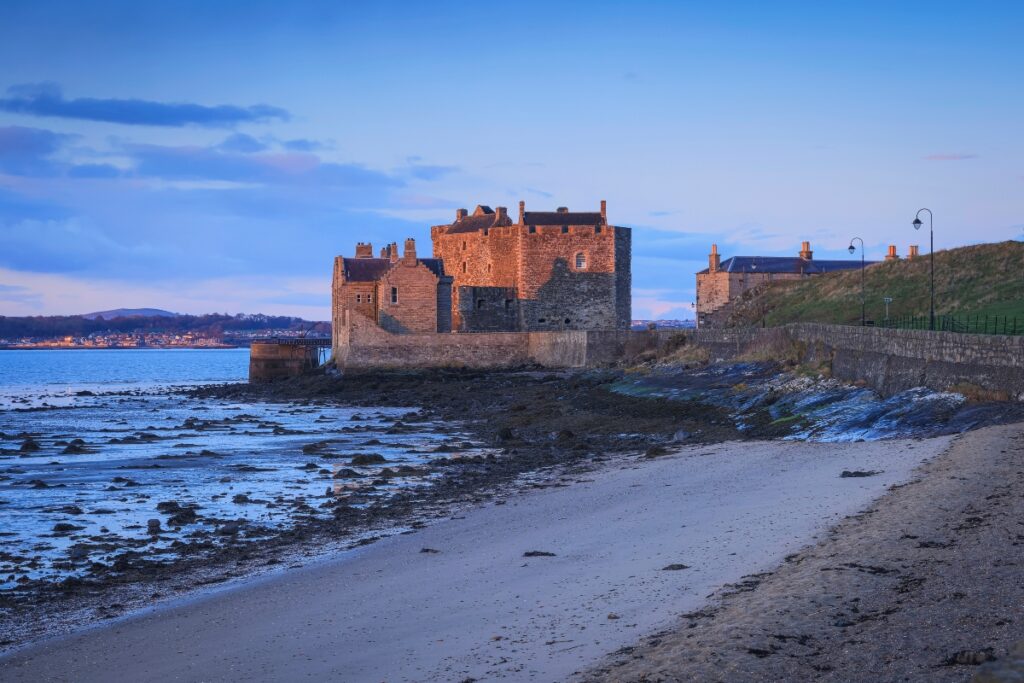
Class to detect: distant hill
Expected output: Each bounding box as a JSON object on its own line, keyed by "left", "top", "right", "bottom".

{"left": 720, "top": 240, "right": 1024, "bottom": 327}
{"left": 82, "top": 308, "right": 177, "bottom": 320}
{"left": 0, "top": 312, "right": 329, "bottom": 340}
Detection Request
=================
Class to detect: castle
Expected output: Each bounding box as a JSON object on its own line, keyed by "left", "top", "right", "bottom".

{"left": 331, "top": 201, "right": 632, "bottom": 363}
{"left": 695, "top": 241, "right": 915, "bottom": 328}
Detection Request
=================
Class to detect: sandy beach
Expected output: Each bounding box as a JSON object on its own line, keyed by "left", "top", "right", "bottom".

{"left": 0, "top": 435, "right": 955, "bottom": 682}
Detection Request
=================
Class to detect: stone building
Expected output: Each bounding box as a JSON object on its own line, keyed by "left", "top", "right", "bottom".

{"left": 331, "top": 238, "right": 452, "bottom": 350}
{"left": 695, "top": 241, "right": 885, "bottom": 328}
{"left": 431, "top": 201, "right": 631, "bottom": 331}
{"left": 331, "top": 200, "right": 631, "bottom": 358}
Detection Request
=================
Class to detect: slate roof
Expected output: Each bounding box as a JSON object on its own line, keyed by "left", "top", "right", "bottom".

{"left": 697, "top": 256, "right": 877, "bottom": 275}
{"left": 523, "top": 211, "right": 603, "bottom": 226}
{"left": 341, "top": 257, "right": 447, "bottom": 281}
{"left": 444, "top": 206, "right": 515, "bottom": 235}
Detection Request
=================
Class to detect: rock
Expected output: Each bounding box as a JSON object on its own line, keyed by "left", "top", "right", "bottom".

{"left": 146, "top": 519, "right": 162, "bottom": 534}
{"left": 62, "top": 443, "right": 88, "bottom": 454}
{"left": 19, "top": 438, "right": 41, "bottom": 452}
{"left": 607, "top": 613, "right": 621, "bottom": 620}
{"left": 672, "top": 430, "right": 691, "bottom": 442}
{"left": 332, "top": 468, "right": 362, "bottom": 479}
{"left": 944, "top": 648, "right": 995, "bottom": 666}
{"left": 232, "top": 494, "right": 251, "bottom": 504}
{"left": 645, "top": 445, "right": 671, "bottom": 458}
{"left": 840, "top": 470, "right": 882, "bottom": 478}
{"left": 351, "top": 453, "right": 386, "bottom": 466}
{"left": 662, "top": 563, "right": 691, "bottom": 571}
{"left": 524, "top": 550, "right": 556, "bottom": 557}
{"left": 216, "top": 520, "right": 243, "bottom": 536}
{"left": 75, "top": 390, "right": 95, "bottom": 396}
{"left": 420, "top": 547, "right": 440, "bottom": 554}
{"left": 53, "top": 523, "right": 84, "bottom": 533}
{"left": 496, "top": 427, "right": 515, "bottom": 441}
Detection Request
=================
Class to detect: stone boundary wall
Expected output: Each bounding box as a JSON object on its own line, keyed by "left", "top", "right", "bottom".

{"left": 679, "top": 324, "right": 1024, "bottom": 400}
{"left": 335, "top": 310, "right": 676, "bottom": 370}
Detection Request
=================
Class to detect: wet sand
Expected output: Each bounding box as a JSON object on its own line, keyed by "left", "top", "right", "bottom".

{"left": 0, "top": 436, "right": 950, "bottom": 682}
{"left": 585, "top": 422, "right": 1024, "bottom": 682}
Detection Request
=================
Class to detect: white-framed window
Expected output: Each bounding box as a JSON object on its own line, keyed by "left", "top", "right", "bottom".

{"left": 355, "top": 294, "right": 362, "bottom": 303}
{"left": 575, "top": 252, "right": 587, "bottom": 270}
{"left": 391, "top": 287, "right": 398, "bottom": 304}
{"left": 367, "top": 293, "right": 373, "bottom": 303}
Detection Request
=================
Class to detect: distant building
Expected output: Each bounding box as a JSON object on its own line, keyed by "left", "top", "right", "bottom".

{"left": 695, "top": 241, "right": 904, "bottom": 328}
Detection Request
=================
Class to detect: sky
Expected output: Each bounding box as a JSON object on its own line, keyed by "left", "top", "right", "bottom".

{"left": 0, "top": 1, "right": 1021, "bottom": 321}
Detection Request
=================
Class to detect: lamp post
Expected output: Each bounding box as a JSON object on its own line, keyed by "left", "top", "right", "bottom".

{"left": 883, "top": 296, "right": 893, "bottom": 323}
{"left": 848, "top": 237, "right": 866, "bottom": 326}
{"left": 912, "top": 208, "right": 935, "bottom": 331}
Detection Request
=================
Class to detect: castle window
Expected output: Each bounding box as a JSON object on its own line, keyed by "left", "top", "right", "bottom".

{"left": 367, "top": 293, "right": 373, "bottom": 303}
{"left": 487, "top": 263, "right": 492, "bottom": 273}
{"left": 462, "top": 262, "right": 467, "bottom": 273}
{"left": 355, "top": 294, "right": 362, "bottom": 303}
{"left": 504, "top": 299, "right": 513, "bottom": 310}
{"left": 561, "top": 226, "right": 569, "bottom": 234}
{"left": 575, "top": 252, "right": 587, "bottom": 269}
{"left": 538, "top": 318, "right": 546, "bottom": 323}
{"left": 595, "top": 225, "right": 602, "bottom": 234}
{"left": 476, "top": 299, "right": 485, "bottom": 309}
{"left": 462, "top": 241, "right": 467, "bottom": 250}
{"left": 564, "top": 318, "right": 571, "bottom": 325}
{"left": 528, "top": 226, "right": 536, "bottom": 234}
{"left": 390, "top": 287, "right": 398, "bottom": 304}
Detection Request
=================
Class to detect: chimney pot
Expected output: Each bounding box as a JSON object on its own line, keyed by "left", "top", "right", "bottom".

{"left": 600, "top": 200, "right": 607, "bottom": 222}
{"left": 709, "top": 243, "right": 721, "bottom": 273}
{"left": 908, "top": 245, "right": 919, "bottom": 260}
{"left": 456, "top": 208, "right": 468, "bottom": 220}
{"left": 495, "top": 206, "right": 508, "bottom": 222}
{"left": 355, "top": 242, "right": 373, "bottom": 259}
{"left": 885, "top": 245, "right": 899, "bottom": 261}
{"left": 518, "top": 200, "right": 525, "bottom": 224}
{"left": 799, "top": 241, "right": 813, "bottom": 260}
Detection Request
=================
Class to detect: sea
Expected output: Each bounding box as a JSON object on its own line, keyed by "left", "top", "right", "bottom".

{"left": 0, "top": 349, "right": 473, "bottom": 589}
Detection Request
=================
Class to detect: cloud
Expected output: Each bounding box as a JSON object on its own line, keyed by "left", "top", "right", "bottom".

{"left": 67, "top": 163, "right": 122, "bottom": 178}
{"left": 0, "top": 283, "right": 42, "bottom": 308}
{"left": 217, "top": 133, "right": 268, "bottom": 153}
{"left": 127, "top": 143, "right": 404, "bottom": 188}
{"left": 923, "top": 153, "right": 978, "bottom": 161}
{"left": 0, "top": 125, "right": 71, "bottom": 175}
{"left": 0, "top": 83, "right": 289, "bottom": 128}
{"left": 404, "top": 158, "right": 459, "bottom": 181}
{"left": 282, "top": 138, "right": 326, "bottom": 152}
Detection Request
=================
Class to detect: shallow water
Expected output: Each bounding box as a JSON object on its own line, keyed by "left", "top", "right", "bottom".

{"left": 0, "top": 350, "right": 480, "bottom": 589}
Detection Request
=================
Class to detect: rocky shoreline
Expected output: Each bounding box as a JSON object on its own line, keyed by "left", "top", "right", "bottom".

{"left": 0, "top": 368, "right": 742, "bottom": 650}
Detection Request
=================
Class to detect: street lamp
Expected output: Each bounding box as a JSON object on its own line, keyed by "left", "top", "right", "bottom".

{"left": 848, "top": 237, "right": 866, "bottom": 326}
{"left": 912, "top": 208, "right": 935, "bottom": 331}
{"left": 883, "top": 296, "right": 893, "bottom": 323}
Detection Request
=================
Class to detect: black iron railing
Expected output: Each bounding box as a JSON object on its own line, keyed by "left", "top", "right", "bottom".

{"left": 875, "top": 314, "right": 1022, "bottom": 336}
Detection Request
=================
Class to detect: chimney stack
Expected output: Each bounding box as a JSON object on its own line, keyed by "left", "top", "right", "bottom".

{"left": 456, "top": 208, "right": 468, "bottom": 221}
{"left": 799, "top": 241, "right": 813, "bottom": 260}
{"left": 495, "top": 206, "right": 508, "bottom": 222}
{"left": 908, "top": 245, "right": 919, "bottom": 260}
{"left": 885, "top": 245, "right": 899, "bottom": 261}
{"left": 387, "top": 242, "right": 398, "bottom": 263}
{"left": 556, "top": 206, "right": 569, "bottom": 213}
{"left": 518, "top": 200, "right": 525, "bottom": 224}
{"left": 402, "top": 238, "right": 416, "bottom": 263}
{"left": 355, "top": 242, "right": 373, "bottom": 259}
{"left": 600, "top": 200, "right": 607, "bottom": 223}
{"left": 709, "top": 243, "right": 720, "bottom": 273}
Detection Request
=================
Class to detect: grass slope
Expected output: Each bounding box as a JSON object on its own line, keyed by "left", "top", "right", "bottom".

{"left": 728, "top": 241, "right": 1024, "bottom": 327}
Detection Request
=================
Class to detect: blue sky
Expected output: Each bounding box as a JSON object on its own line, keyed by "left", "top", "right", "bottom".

{"left": 0, "top": 1, "right": 1021, "bottom": 320}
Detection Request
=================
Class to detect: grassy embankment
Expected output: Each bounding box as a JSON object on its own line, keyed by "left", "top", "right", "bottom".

{"left": 726, "top": 240, "right": 1024, "bottom": 327}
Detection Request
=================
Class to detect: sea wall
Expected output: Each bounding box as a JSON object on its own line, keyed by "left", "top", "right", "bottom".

{"left": 335, "top": 310, "right": 675, "bottom": 370}
{"left": 681, "top": 324, "right": 1024, "bottom": 400}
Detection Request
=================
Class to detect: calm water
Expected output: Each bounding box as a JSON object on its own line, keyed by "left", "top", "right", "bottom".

{"left": 0, "top": 350, "right": 480, "bottom": 589}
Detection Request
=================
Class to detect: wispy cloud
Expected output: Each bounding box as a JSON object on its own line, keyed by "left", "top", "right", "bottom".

{"left": 923, "top": 153, "right": 978, "bottom": 161}
{"left": 0, "top": 83, "right": 289, "bottom": 128}
{"left": 0, "top": 125, "right": 72, "bottom": 176}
